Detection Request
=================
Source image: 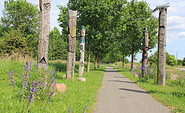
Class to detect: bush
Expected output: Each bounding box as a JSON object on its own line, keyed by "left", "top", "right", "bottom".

{"left": 168, "top": 55, "right": 177, "bottom": 66}
{"left": 177, "top": 59, "right": 182, "bottom": 66}
{"left": 1, "top": 29, "right": 29, "bottom": 56}
{"left": 182, "top": 57, "right": 185, "bottom": 66}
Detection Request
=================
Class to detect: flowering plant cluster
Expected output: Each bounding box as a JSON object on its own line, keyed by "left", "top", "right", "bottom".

{"left": 8, "top": 62, "right": 57, "bottom": 112}
{"left": 131, "top": 65, "right": 156, "bottom": 80}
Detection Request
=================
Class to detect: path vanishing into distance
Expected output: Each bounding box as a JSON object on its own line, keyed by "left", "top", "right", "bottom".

{"left": 94, "top": 67, "right": 171, "bottom": 113}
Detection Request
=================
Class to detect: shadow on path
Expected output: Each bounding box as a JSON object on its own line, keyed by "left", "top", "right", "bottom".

{"left": 109, "top": 80, "right": 136, "bottom": 84}
{"left": 119, "top": 88, "right": 149, "bottom": 94}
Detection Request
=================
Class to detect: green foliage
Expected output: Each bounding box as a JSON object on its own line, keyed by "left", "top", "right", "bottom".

{"left": 124, "top": 58, "right": 129, "bottom": 64}
{"left": 182, "top": 58, "right": 185, "bottom": 66}
{"left": 168, "top": 55, "right": 177, "bottom": 66}
{"left": 148, "top": 51, "right": 177, "bottom": 66}
{"left": 0, "top": 29, "right": 29, "bottom": 55}
{"left": 177, "top": 59, "right": 182, "bottom": 66}
{"left": 1, "top": 0, "right": 39, "bottom": 57}
{"left": 49, "top": 27, "right": 67, "bottom": 60}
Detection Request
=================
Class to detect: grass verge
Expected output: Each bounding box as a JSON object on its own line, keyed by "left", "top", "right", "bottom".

{"left": 0, "top": 59, "right": 105, "bottom": 113}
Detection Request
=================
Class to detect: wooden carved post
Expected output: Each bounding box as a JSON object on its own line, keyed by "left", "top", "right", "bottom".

{"left": 38, "top": 0, "right": 51, "bottom": 68}
{"left": 78, "top": 26, "right": 86, "bottom": 76}
{"left": 66, "top": 10, "right": 77, "bottom": 79}
{"left": 142, "top": 28, "right": 149, "bottom": 78}
{"left": 153, "top": 3, "right": 170, "bottom": 86}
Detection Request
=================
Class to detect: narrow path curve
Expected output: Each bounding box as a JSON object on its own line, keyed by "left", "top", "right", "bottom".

{"left": 94, "top": 66, "right": 171, "bottom": 113}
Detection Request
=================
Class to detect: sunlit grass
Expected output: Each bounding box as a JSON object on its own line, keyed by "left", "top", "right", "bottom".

{"left": 0, "top": 59, "right": 104, "bottom": 112}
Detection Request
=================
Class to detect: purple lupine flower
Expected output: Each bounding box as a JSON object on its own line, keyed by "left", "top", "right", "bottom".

{"left": 45, "top": 92, "right": 54, "bottom": 106}
{"left": 139, "top": 67, "right": 141, "bottom": 70}
{"left": 29, "top": 80, "right": 39, "bottom": 103}
{"left": 68, "top": 107, "right": 71, "bottom": 113}
{"left": 8, "top": 70, "right": 14, "bottom": 86}
{"left": 149, "top": 69, "right": 152, "bottom": 75}
{"left": 83, "top": 105, "right": 89, "bottom": 113}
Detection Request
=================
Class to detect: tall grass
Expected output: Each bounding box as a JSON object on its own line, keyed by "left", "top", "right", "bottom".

{"left": 0, "top": 59, "right": 105, "bottom": 112}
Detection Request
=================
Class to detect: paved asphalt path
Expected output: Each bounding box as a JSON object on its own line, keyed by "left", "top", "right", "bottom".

{"left": 94, "top": 66, "right": 171, "bottom": 113}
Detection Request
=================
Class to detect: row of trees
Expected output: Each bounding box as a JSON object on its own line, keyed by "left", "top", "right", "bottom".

{"left": 1, "top": 0, "right": 159, "bottom": 71}
{"left": 58, "top": 0, "right": 158, "bottom": 70}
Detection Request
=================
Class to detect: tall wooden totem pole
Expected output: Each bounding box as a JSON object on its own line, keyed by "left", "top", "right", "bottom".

{"left": 142, "top": 28, "right": 149, "bottom": 78}
{"left": 38, "top": 0, "right": 51, "bottom": 68}
{"left": 66, "top": 10, "right": 77, "bottom": 79}
{"left": 78, "top": 26, "right": 86, "bottom": 77}
{"left": 153, "top": 3, "right": 170, "bottom": 86}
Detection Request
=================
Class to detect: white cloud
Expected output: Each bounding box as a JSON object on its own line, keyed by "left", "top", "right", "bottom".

{"left": 167, "top": 16, "right": 185, "bottom": 31}
{"left": 168, "top": 16, "right": 185, "bottom": 25}
{"left": 179, "top": 32, "right": 185, "bottom": 40}
{"left": 179, "top": 32, "right": 185, "bottom": 36}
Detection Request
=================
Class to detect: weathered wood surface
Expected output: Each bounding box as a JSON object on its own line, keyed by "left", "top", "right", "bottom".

{"left": 38, "top": 0, "right": 51, "bottom": 68}
{"left": 142, "top": 28, "right": 149, "bottom": 78}
{"left": 66, "top": 10, "right": 77, "bottom": 79}
{"left": 157, "top": 8, "right": 167, "bottom": 86}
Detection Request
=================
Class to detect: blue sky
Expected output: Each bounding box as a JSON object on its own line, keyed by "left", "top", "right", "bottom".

{"left": 0, "top": 0, "right": 185, "bottom": 61}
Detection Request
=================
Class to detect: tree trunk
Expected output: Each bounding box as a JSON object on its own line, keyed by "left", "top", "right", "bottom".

{"left": 94, "top": 54, "right": 97, "bottom": 70}
{"left": 157, "top": 8, "right": 167, "bottom": 86}
{"left": 122, "top": 54, "right": 125, "bottom": 67}
{"left": 98, "top": 59, "right": 101, "bottom": 68}
{"left": 37, "top": 0, "right": 51, "bottom": 69}
{"left": 66, "top": 10, "right": 77, "bottom": 79}
{"left": 87, "top": 43, "right": 90, "bottom": 72}
{"left": 131, "top": 44, "right": 134, "bottom": 71}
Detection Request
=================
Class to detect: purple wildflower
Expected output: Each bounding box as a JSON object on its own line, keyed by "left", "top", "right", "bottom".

{"left": 68, "top": 107, "right": 71, "bottom": 113}
{"left": 83, "top": 105, "right": 89, "bottom": 113}
{"left": 29, "top": 80, "right": 39, "bottom": 103}
{"left": 8, "top": 70, "right": 14, "bottom": 86}
{"left": 45, "top": 92, "right": 54, "bottom": 106}
{"left": 149, "top": 69, "right": 152, "bottom": 75}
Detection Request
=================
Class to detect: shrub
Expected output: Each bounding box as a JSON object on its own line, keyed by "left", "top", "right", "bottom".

{"left": 177, "top": 59, "right": 182, "bottom": 66}
{"left": 182, "top": 57, "right": 185, "bottom": 66}
{"left": 168, "top": 55, "right": 177, "bottom": 66}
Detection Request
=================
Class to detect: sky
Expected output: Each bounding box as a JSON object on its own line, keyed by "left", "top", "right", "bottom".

{"left": 0, "top": 0, "right": 185, "bottom": 61}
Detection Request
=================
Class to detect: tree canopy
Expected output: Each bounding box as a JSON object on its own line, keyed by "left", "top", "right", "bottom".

{"left": 0, "top": 0, "right": 39, "bottom": 56}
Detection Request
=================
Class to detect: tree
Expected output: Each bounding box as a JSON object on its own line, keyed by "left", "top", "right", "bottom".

{"left": 148, "top": 51, "right": 177, "bottom": 66}
{"left": 0, "top": 29, "right": 29, "bottom": 55}
{"left": 177, "top": 59, "right": 182, "bottom": 66}
{"left": 168, "top": 55, "right": 177, "bottom": 66}
{"left": 1, "top": 0, "right": 39, "bottom": 56}
{"left": 49, "top": 27, "right": 67, "bottom": 60}
{"left": 182, "top": 58, "right": 185, "bottom": 66}
{"left": 124, "top": 0, "right": 158, "bottom": 70}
